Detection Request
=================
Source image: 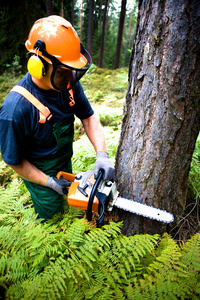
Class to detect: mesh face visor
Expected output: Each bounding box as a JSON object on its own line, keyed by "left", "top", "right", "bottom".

{"left": 36, "top": 41, "right": 92, "bottom": 91}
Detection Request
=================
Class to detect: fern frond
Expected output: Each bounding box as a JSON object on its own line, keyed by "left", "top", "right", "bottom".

{"left": 180, "top": 233, "right": 200, "bottom": 271}
{"left": 66, "top": 219, "right": 89, "bottom": 248}
{"left": 1, "top": 184, "right": 200, "bottom": 300}
{"left": 128, "top": 233, "right": 200, "bottom": 300}
{"left": 0, "top": 178, "right": 34, "bottom": 228}
{"left": 179, "top": 233, "right": 200, "bottom": 299}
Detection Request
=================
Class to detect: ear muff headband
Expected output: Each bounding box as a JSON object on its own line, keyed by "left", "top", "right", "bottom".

{"left": 27, "top": 55, "right": 46, "bottom": 79}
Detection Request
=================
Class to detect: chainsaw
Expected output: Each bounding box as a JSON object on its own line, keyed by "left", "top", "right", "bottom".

{"left": 57, "top": 169, "right": 174, "bottom": 227}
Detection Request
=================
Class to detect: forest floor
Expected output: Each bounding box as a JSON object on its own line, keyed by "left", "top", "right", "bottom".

{"left": 0, "top": 65, "right": 199, "bottom": 242}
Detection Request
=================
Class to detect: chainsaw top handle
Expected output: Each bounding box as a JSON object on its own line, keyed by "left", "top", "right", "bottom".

{"left": 86, "top": 169, "right": 104, "bottom": 222}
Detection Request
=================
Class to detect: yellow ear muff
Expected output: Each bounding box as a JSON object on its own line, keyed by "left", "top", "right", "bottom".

{"left": 27, "top": 55, "right": 46, "bottom": 79}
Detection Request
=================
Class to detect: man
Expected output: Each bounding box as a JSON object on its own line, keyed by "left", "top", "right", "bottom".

{"left": 0, "top": 15, "right": 115, "bottom": 219}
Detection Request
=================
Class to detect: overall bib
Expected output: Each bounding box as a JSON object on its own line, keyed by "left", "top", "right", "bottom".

{"left": 11, "top": 86, "right": 74, "bottom": 219}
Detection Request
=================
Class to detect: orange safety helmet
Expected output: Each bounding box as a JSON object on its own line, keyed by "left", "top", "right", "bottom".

{"left": 25, "top": 15, "right": 92, "bottom": 90}
{"left": 26, "top": 15, "right": 87, "bottom": 69}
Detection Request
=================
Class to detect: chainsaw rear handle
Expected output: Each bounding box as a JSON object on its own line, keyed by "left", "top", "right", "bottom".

{"left": 56, "top": 171, "right": 76, "bottom": 182}
{"left": 86, "top": 169, "right": 104, "bottom": 222}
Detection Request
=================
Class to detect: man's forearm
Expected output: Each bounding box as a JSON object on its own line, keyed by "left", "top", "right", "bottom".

{"left": 81, "top": 114, "right": 107, "bottom": 153}
{"left": 9, "top": 159, "right": 48, "bottom": 186}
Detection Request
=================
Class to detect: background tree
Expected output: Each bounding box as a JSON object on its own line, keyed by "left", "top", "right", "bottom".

{"left": 115, "top": 0, "right": 200, "bottom": 236}
{"left": 0, "top": 0, "right": 46, "bottom": 72}
{"left": 0, "top": 0, "right": 138, "bottom": 71}
{"left": 114, "top": 0, "right": 127, "bottom": 69}
{"left": 123, "top": 6, "right": 137, "bottom": 67}
{"left": 71, "top": 0, "right": 75, "bottom": 25}
{"left": 46, "top": 0, "right": 53, "bottom": 15}
{"left": 86, "top": 0, "right": 94, "bottom": 56}
{"left": 98, "top": 0, "right": 109, "bottom": 68}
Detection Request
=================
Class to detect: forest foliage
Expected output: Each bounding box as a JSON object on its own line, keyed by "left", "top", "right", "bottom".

{"left": 0, "top": 0, "right": 138, "bottom": 72}
{"left": 0, "top": 66, "right": 200, "bottom": 299}
{"left": 1, "top": 1, "right": 200, "bottom": 298}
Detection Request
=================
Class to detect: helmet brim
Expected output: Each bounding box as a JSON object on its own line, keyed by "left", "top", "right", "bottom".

{"left": 57, "top": 53, "right": 88, "bottom": 69}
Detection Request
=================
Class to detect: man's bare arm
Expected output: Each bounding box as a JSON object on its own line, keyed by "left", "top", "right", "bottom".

{"left": 81, "top": 113, "right": 115, "bottom": 180}
{"left": 9, "top": 159, "right": 47, "bottom": 185}
{"left": 81, "top": 114, "right": 107, "bottom": 153}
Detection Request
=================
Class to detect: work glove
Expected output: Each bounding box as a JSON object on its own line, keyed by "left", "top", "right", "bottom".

{"left": 94, "top": 151, "right": 115, "bottom": 181}
{"left": 45, "top": 176, "right": 71, "bottom": 195}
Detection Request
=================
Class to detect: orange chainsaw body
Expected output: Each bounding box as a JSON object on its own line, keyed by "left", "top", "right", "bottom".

{"left": 57, "top": 171, "right": 99, "bottom": 212}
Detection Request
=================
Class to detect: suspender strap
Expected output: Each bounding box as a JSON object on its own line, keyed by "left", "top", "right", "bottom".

{"left": 10, "top": 86, "right": 53, "bottom": 124}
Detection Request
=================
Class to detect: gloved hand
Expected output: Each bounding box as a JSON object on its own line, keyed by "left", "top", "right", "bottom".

{"left": 45, "top": 176, "right": 71, "bottom": 195}
{"left": 94, "top": 151, "right": 115, "bottom": 181}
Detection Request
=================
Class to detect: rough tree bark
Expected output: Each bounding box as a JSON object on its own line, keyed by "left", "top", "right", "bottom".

{"left": 115, "top": 0, "right": 200, "bottom": 236}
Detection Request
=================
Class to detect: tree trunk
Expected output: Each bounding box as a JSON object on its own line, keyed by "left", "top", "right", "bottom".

{"left": 114, "top": 0, "right": 127, "bottom": 69}
{"left": 60, "top": 0, "right": 64, "bottom": 17}
{"left": 46, "top": 0, "right": 53, "bottom": 16}
{"left": 71, "top": 0, "right": 75, "bottom": 26}
{"left": 79, "top": 0, "right": 83, "bottom": 41}
{"left": 87, "top": 0, "right": 94, "bottom": 55}
{"left": 98, "top": 0, "right": 109, "bottom": 68}
{"left": 115, "top": 0, "right": 200, "bottom": 236}
{"left": 123, "top": 9, "right": 133, "bottom": 67}
{"left": 99, "top": 0, "right": 103, "bottom": 28}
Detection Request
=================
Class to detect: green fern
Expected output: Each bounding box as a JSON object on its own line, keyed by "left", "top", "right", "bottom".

{"left": 189, "top": 133, "right": 200, "bottom": 197}
{"left": 1, "top": 216, "right": 200, "bottom": 299}
{"left": 1, "top": 165, "right": 200, "bottom": 300}
{"left": 179, "top": 233, "right": 200, "bottom": 298}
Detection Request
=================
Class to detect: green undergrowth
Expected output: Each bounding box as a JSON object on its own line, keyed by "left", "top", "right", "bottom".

{"left": 0, "top": 175, "right": 200, "bottom": 299}
{"left": 80, "top": 64, "right": 128, "bottom": 106}
{"left": 0, "top": 70, "right": 23, "bottom": 106}
{"left": 73, "top": 127, "right": 120, "bottom": 173}
{"left": 0, "top": 67, "right": 200, "bottom": 299}
{"left": 188, "top": 134, "right": 200, "bottom": 199}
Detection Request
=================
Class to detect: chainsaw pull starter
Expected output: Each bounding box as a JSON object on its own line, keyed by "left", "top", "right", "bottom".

{"left": 78, "top": 184, "right": 89, "bottom": 197}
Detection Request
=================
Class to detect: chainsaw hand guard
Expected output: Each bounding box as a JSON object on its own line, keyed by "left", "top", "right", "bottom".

{"left": 86, "top": 169, "right": 105, "bottom": 226}
{"left": 57, "top": 169, "right": 117, "bottom": 227}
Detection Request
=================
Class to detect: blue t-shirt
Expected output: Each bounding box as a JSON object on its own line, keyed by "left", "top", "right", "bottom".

{"left": 0, "top": 73, "right": 94, "bottom": 165}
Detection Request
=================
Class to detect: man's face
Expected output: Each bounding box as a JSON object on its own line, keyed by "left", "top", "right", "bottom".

{"left": 53, "top": 67, "right": 74, "bottom": 91}
{"left": 42, "top": 64, "right": 73, "bottom": 91}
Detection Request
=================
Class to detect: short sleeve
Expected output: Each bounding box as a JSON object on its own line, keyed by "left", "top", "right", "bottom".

{"left": 0, "top": 119, "right": 25, "bottom": 165}
{"left": 0, "top": 97, "right": 30, "bottom": 165}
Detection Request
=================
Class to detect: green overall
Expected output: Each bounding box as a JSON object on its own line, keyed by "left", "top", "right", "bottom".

{"left": 24, "top": 116, "right": 74, "bottom": 219}
{"left": 11, "top": 85, "right": 75, "bottom": 219}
